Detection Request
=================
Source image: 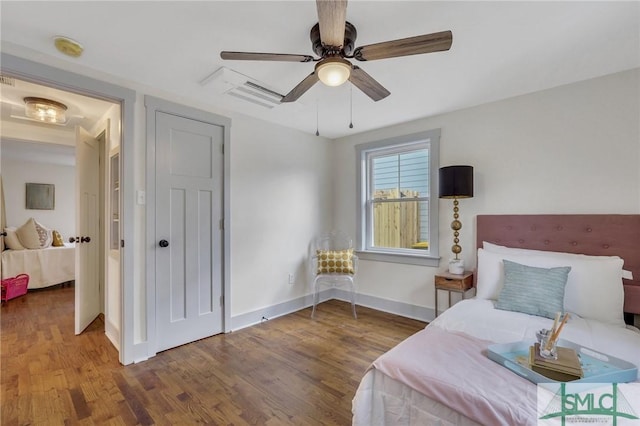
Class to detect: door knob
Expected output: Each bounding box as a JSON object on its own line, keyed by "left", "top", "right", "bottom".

{"left": 159, "top": 239, "right": 169, "bottom": 248}
{"left": 81, "top": 236, "right": 91, "bottom": 243}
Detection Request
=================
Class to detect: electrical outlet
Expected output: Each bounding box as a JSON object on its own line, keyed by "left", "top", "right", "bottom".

{"left": 288, "top": 273, "right": 295, "bottom": 285}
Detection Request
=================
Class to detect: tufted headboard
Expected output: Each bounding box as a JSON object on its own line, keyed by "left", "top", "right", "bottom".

{"left": 476, "top": 215, "right": 640, "bottom": 316}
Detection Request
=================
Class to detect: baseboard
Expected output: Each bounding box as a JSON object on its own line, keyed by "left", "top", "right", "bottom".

{"left": 105, "top": 319, "right": 121, "bottom": 351}
{"left": 230, "top": 290, "right": 334, "bottom": 331}
{"left": 230, "top": 289, "right": 433, "bottom": 332}
{"left": 132, "top": 342, "right": 151, "bottom": 364}
{"left": 333, "top": 289, "right": 433, "bottom": 323}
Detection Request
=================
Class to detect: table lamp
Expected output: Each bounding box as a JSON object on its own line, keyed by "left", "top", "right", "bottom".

{"left": 439, "top": 165, "right": 474, "bottom": 274}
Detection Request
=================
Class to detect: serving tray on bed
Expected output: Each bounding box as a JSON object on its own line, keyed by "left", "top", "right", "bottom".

{"left": 487, "top": 339, "right": 638, "bottom": 384}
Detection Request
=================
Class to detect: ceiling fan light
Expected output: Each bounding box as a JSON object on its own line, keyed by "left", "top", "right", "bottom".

{"left": 316, "top": 58, "right": 351, "bottom": 87}
{"left": 24, "top": 97, "right": 68, "bottom": 124}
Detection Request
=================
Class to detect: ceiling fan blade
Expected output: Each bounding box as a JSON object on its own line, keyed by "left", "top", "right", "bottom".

{"left": 221, "top": 51, "right": 314, "bottom": 63}
{"left": 349, "top": 66, "right": 390, "bottom": 102}
{"left": 353, "top": 30, "right": 452, "bottom": 61}
{"left": 281, "top": 72, "right": 320, "bottom": 103}
{"left": 316, "top": 0, "right": 348, "bottom": 48}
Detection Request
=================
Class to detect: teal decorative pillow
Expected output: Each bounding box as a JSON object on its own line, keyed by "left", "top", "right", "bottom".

{"left": 495, "top": 260, "right": 571, "bottom": 319}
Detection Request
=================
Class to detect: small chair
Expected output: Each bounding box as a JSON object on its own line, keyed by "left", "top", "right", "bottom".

{"left": 310, "top": 230, "right": 358, "bottom": 319}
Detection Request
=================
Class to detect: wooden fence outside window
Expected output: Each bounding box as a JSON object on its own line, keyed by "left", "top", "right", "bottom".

{"left": 373, "top": 189, "right": 427, "bottom": 249}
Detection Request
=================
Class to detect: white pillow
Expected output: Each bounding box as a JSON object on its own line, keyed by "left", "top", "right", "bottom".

{"left": 483, "top": 241, "right": 633, "bottom": 279}
{"left": 476, "top": 248, "right": 625, "bottom": 327}
{"left": 34, "top": 220, "right": 53, "bottom": 248}
{"left": 483, "top": 241, "right": 622, "bottom": 261}
{"left": 16, "top": 218, "right": 42, "bottom": 249}
{"left": 3, "top": 227, "right": 25, "bottom": 250}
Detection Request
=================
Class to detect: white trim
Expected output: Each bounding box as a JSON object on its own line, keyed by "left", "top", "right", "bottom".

{"left": 230, "top": 290, "right": 333, "bottom": 331}
{"left": 144, "top": 95, "right": 232, "bottom": 359}
{"left": 342, "top": 289, "right": 433, "bottom": 323}
{"left": 231, "top": 289, "right": 432, "bottom": 331}
{"left": 355, "top": 129, "right": 441, "bottom": 267}
{"left": 105, "top": 318, "right": 120, "bottom": 351}
{"left": 1, "top": 53, "right": 137, "bottom": 365}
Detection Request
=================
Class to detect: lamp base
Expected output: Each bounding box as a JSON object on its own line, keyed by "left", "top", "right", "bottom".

{"left": 448, "top": 258, "right": 465, "bottom": 275}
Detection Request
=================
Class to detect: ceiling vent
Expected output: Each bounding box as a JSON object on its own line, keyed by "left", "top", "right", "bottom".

{"left": 0, "top": 75, "right": 16, "bottom": 86}
{"left": 200, "top": 67, "right": 283, "bottom": 109}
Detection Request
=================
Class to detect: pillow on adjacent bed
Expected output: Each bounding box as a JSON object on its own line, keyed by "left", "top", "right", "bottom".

{"left": 495, "top": 260, "right": 570, "bottom": 319}
{"left": 16, "top": 218, "right": 42, "bottom": 249}
{"left": 476, "top": 246, "right": 626, "bottom": 327}
{"left": 3, "top": 227, "right": 25, "bottom": 250}
{"left": 52, "top": 230, "right": 65, "bottom": 247}
{"left": 15, "top": 218, "right": 53, "bottom": 249}
{"left": 34, "top": 220, "right": 53, "bottom": 248}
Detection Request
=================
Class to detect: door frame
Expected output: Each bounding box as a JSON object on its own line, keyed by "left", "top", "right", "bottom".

{"left": 144, "top": 96, "right": 231, "bottom": 357}
{"left": 1, "top": 53, "right": 136, "bottom": 365}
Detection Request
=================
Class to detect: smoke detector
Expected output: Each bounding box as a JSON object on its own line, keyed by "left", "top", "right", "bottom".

{"left": 54, "top": 36, "right": 84, "bottom": 58}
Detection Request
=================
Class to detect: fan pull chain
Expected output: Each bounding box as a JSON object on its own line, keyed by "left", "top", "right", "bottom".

{"left": 315, "top": 99, "right": 320, "bottom": 136}
{"left": 349, "top": 83, "right": 354, "bottom": 129}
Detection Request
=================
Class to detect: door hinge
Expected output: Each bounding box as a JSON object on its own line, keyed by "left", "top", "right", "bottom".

{"left": 220, "top": 295, "right": 224, "bottom": 306}
{"left": 219, "top": 218, "right": 224, "bottom": 230}
{"left": 121, "top": 239, "right": 125, "bottom": 248}
{"left": 221, "top": 144, "right": 224, "bottom": 154}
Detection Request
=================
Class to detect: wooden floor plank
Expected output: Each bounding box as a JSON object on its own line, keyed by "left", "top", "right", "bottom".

{"left": 1, "top": 285, "right": 426, "bottom": 425}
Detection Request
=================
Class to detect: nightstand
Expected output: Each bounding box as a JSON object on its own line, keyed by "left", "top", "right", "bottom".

{"left": 434, "top": 271, "right": 474, "bottom": 317}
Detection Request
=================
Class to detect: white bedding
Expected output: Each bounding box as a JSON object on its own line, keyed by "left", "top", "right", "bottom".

{"left": 352, "top": 298, "right": 640, "bottom": 425}
{"left": 433, "top": 299, "right": 640, "bottom": 372}
{"left": 1, "top": 243, "right": 75, "bottom": 289}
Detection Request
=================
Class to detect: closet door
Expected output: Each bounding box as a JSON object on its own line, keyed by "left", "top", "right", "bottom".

{"left": 154, "top": 111, "right": 224, "bottom": 352}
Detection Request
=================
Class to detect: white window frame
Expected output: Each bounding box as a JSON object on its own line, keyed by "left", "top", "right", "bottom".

{"left": 356, "top": 130, "right": 440, "bottom": 266}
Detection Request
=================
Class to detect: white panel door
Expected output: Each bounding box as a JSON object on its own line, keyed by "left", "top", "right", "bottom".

{"left": 75, "top": 127, "right": 101, "bottom": 334}
{"left": 155, "top": 111, "right": 224, "bottom": 352}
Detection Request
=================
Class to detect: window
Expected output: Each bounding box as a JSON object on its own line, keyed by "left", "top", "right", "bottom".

{"left": 356, "top": 130, "right": 440, "bottom": 266}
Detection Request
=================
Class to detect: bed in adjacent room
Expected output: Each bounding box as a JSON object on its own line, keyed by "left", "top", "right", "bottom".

{"left": 352, "top": 215, "right": 640, "bottom": 426}
{"left": 1, "top": 243, "right": 76, "bottom": 289}
{"left": 2, "top": 219, "right": 76, "bottom": 289}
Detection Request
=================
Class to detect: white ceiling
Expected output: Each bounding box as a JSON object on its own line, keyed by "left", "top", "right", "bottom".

{"left": 1, "top": 1, "right": 638, "bottom": 140}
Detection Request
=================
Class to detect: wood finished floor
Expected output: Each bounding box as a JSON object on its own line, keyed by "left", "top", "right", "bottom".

{"left": 1, "top": 286, "right": 426, "bottom": 425}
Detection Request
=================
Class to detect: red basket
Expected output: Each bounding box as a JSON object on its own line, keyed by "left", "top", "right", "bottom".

{"left": 1, "top": 274, "right": 29, "bottom": 302}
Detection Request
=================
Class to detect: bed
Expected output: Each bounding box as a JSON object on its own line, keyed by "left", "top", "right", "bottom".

{"left": 1, "top": 243, "right": 76, "bottom": 289}
{"left": 352, "top": 214, "right": 640, "bottom": 425}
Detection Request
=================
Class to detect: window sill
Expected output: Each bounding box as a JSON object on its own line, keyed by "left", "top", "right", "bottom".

{"left": 355, "top": 250, "right": 440, "bottom": 267}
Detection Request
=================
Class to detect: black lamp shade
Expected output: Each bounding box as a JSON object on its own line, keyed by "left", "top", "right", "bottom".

{"left": 439, "top": 165, "right": 474, "bottom": 199}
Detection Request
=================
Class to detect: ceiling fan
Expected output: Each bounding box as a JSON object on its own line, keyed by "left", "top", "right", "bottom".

{"left": 220, "top": 0, "right": 452, "bottom": 103}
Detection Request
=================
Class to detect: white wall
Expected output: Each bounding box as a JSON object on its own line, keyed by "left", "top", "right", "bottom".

{"left": 1, "top": 157, "right": 75, "bottom": 238}
{"left": 333, "top": 68, "right": 640, "bottom": 316}
{"left": 230, "top": 116, "right": 333, "bottom": 316}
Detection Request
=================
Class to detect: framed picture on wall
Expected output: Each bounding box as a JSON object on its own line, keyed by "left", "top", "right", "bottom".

{"left": 26, "top": 183, "right": 55, "bottom": 210}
